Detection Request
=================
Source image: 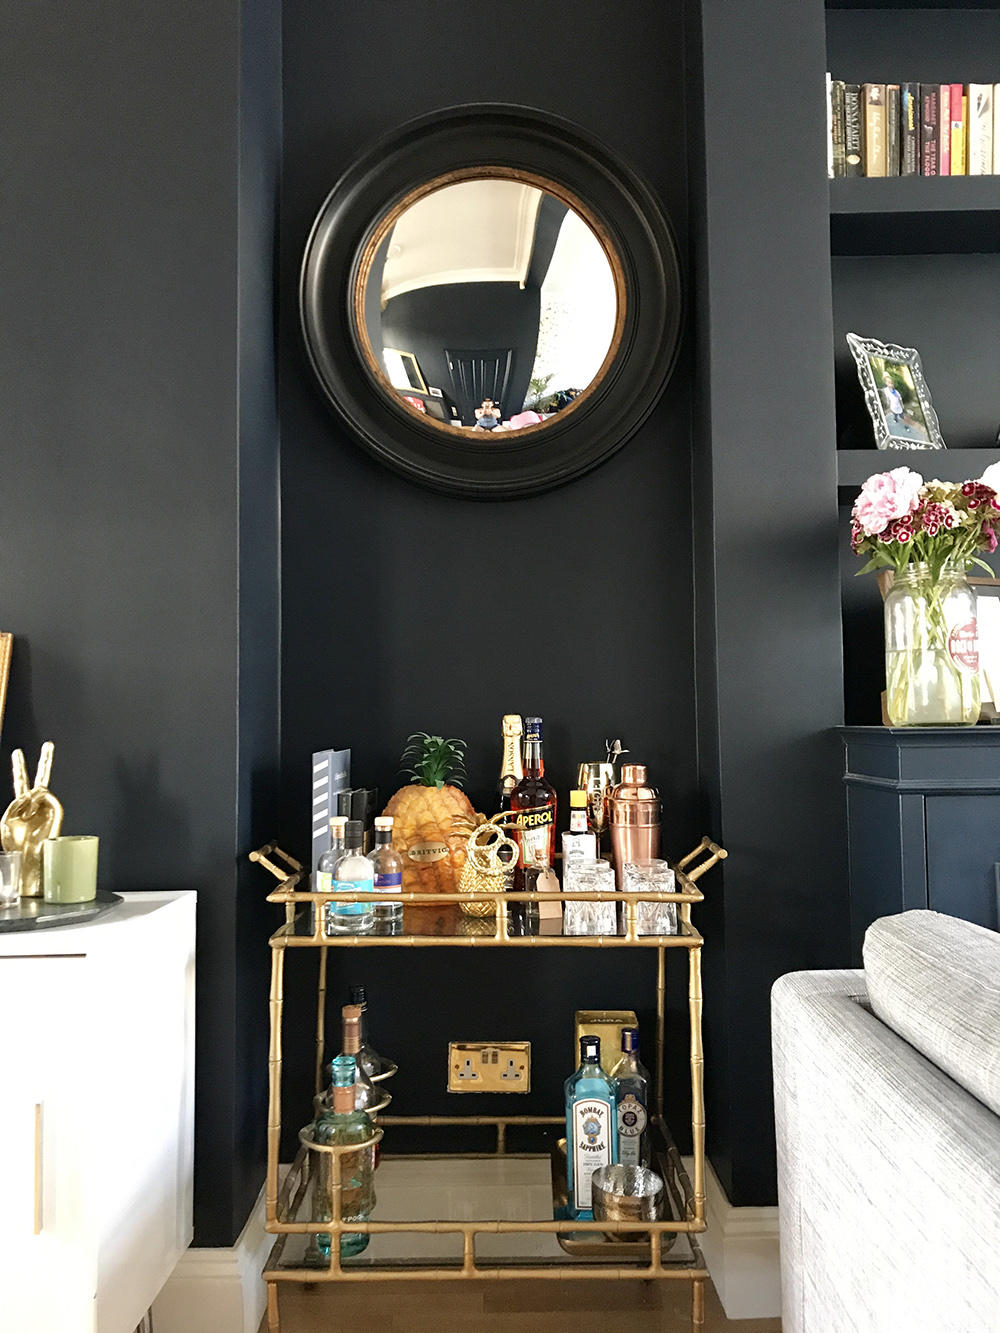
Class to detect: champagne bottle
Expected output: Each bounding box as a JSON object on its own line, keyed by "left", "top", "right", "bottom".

{"left": 498, "top": 714, "right": 524, "bottom": 811}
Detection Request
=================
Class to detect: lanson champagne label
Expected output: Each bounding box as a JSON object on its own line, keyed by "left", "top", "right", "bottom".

{"left": 617, "top": 1093, "right": 647, "bottom": 1166}
{"left": 572, "top": 1099, "right": 612, "bottom": 1210}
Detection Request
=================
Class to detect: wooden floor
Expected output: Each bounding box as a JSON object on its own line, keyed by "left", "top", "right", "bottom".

{"left": 263, "top": 1277, "right": 782, "bottom": 1332}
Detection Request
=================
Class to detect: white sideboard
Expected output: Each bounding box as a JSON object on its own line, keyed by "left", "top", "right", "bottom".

{"left": 0, "top": 890, "right": 196, "bottom": 1333}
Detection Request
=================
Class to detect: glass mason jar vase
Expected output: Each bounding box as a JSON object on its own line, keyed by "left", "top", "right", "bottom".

{"left": 884, "top": 562, "right": 980, "bottom": 726}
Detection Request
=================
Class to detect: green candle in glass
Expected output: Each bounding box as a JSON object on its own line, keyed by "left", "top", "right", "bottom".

{"left": 42, "top": 836, "right": 99, "bottom": 903}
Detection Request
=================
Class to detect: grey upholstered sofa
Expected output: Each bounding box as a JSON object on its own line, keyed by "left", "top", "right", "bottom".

{"left": 772, "top": 910, "right": 1000, "bottom": 1333}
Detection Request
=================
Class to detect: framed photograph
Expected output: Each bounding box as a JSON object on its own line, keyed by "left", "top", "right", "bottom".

{"left": 846, "top": 333, "right": 945, "bottom": 452}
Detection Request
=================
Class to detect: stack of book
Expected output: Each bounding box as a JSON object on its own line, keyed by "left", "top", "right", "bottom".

{"left": 827, "top": 79, "right": 1000, "bottom": 177}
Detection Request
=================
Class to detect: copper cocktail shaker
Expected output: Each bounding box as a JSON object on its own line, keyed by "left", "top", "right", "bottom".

{"left": 608, "top": 765, "right": 660, "bottom": 889}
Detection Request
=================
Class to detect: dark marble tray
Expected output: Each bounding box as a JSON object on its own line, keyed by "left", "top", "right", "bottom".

{"left": 0, "top": 888, "right": 123, "bottom": 933}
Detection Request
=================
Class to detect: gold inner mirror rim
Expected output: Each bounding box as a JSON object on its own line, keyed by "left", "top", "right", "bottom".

{"left": 352, "top": 166, "right": 628, "bottom": 444}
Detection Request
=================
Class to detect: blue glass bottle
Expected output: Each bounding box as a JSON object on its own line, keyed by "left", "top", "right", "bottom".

{"left": 564, "top": 1035, "right": 618, "bottom": 1219}
{"left": 612, "top": 1027, "right": 651, "bottom": 1168}
{"left": 311, "top": 1055, "right": 375, "bottom": 1260}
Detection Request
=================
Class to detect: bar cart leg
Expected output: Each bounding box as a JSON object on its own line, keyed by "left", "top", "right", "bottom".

{"left": 267, "top": 944, "right": 286, "bottom": 1227}
{"left": 692, "top": 1276, "right": 705, "bottom": 1331}
{"left": 315, "top": 944, "right": 328, "bottom": 1098}
{"left": 267, "top": 1280, "right": 280, "bottom": 1333}
{"left": 689, "top": 942, "right": 706, "bottom": 1225}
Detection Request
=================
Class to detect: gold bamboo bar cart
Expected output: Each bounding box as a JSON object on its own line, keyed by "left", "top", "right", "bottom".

{"left": 254, "top": 836, "right": 726, "bottom": 1333}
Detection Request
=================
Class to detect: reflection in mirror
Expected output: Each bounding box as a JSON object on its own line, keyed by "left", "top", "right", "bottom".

{"left": 359, "top": 177, "right": 620, "bottom": 433}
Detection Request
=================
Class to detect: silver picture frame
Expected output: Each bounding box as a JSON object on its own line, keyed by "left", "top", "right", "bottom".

{"left": 846, "top": 332, "right": 945, "bottom": 452}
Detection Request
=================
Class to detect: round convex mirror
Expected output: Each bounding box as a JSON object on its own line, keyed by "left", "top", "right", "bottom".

{"left": 300, "top": 105, "right": 682, "bottom": 498}
{"left": 354, "top": 172, "right": 623, "bottom": 437}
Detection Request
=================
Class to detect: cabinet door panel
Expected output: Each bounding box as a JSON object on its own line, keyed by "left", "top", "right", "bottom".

{"left": 0, "top": 954, "right": 95, "bottom": 1332}
{"left": 925, "top": 794, "right": 1000, "bottom": 930}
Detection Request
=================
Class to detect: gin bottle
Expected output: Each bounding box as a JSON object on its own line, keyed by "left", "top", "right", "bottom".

{"left": 564, "top": 1035, "right": 618, "bottom": 1219}
{"left": 611, "top": 1027, "right": 650, "bottom": 1168}
{"left": 366, "top": 816, "right": 403, "bottom": 929}
{"left": 327, "top": 820, "right": 374, "bottom": 935}
{"left": 334, "top": 1004, "right": 379, "bottom": 1111}
{"left": 311, "top": 1055, "right": 375, "bottom": 1260}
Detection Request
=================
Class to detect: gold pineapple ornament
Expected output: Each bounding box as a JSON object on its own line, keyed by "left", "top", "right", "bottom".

{"left": 1, "top": 743, "right": 64, "bottom": 898}
{"left": 453, "top": 812, "right": 518, "bottom": 916}
{"left": 382, "top": 734, "right": 476, "bottom": 896}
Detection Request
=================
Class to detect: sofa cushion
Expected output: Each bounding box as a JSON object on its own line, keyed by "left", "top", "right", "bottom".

{"left": 864, "top": 909, "right": 1000, "bottom": 1120}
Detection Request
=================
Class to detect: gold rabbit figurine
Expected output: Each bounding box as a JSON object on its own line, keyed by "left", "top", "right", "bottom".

{"left": 1, "top": 743, "right": 64, "bottom": 898}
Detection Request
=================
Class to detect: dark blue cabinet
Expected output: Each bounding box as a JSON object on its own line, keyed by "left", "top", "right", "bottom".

{"left": 841, "top": 727, "right": 1000, "bottom": 962}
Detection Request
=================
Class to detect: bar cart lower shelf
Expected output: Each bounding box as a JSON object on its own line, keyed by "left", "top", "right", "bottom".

{"left": 253, "top": 837, "right": 726, "bottom": 1332}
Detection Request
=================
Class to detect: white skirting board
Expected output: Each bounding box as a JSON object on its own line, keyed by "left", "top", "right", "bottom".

{"left": 693, "top": 1158, "right": 782, "bottom": 1321}
{"left": 151, "top": 1161, "right": 781, "bottom": 1330}
{"left": 151, "top": 1181, "right": 271, "bottom": 1333}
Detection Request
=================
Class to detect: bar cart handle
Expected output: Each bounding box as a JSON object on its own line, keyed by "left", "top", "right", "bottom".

{"left": 676, "top": 837, "right": 727, "bottom": 883}
{"left": 250, "top": 843, "right": 304, "bottom": 881}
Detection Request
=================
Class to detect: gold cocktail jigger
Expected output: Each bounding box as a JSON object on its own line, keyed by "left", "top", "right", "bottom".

{"left": 1, "top": 743, "right": 64, "bottom": 898}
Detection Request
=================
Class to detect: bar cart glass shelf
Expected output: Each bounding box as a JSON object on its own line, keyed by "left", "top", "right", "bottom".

{"left": 253, "top": 837, "right": 726, "bottom": 1333}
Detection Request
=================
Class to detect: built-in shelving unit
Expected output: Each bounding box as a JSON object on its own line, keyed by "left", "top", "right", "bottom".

{"left": 838, "top": 447, "right": 1000, "bottom": 499}
{"left": 830, "top": 178, "right": 1000, "bottom": 255}
{"left": 826, "top": 1, "right": 1000, "bottom": 723}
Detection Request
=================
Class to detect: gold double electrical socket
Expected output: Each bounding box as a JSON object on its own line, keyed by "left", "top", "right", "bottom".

{"left": 448, "top": 1041, "right": 531, "bottom": 1093}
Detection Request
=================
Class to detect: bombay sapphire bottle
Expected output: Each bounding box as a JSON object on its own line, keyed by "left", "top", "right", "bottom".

{"left": 611, "top": 1027, "right": 650, "bottom": 1168}
{"left": 564, "top": 1035, "right": 618, "bottom": 1219}
{"left": 311, "top": 1055, "right": 375, "bottom": 1261}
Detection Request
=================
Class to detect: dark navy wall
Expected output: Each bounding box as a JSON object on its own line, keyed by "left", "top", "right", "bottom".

{"left": 0, "top": 0, "right": 280, "bottom": 1246}
{"left": 277, "top": 0, "right": 700, "bottom": 1164}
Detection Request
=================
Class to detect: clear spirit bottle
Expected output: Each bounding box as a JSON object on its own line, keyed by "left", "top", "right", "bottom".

{"left": 316, "top": 816, "right": 347, "bottom": 892}
{"left": 315, "top": 816, "right": 347, "bottom": 934}
{"left": 611, "top": 1027, "right": 650, "bottom": 1168}
{"left": 327, "top": 819, "right": 374, "bottom": 935}
{"left": 367, "top": 816, "right": 403, "bottom": 929}
{"left": 564, "top": 1035, "right": 618, "bottom": 1219}
{"left": 311, "top": 1055, "right": 375, "bottom": 1261}
{"left": 349, "top": 984, "right": 391, "bottom": 1081}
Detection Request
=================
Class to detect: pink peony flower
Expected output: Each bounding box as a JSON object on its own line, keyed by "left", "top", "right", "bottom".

{"left": 853, "top": 468, "right": 923, "bottom": 537}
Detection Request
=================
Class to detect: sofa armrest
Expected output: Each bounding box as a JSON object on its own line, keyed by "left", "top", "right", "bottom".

{"left": 772, "top": 969, "right": 1000, "bottom": 1333}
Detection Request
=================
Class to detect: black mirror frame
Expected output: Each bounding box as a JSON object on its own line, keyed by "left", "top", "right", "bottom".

{"left": 300, "top": 103, "right": 683, "bottom": 500}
